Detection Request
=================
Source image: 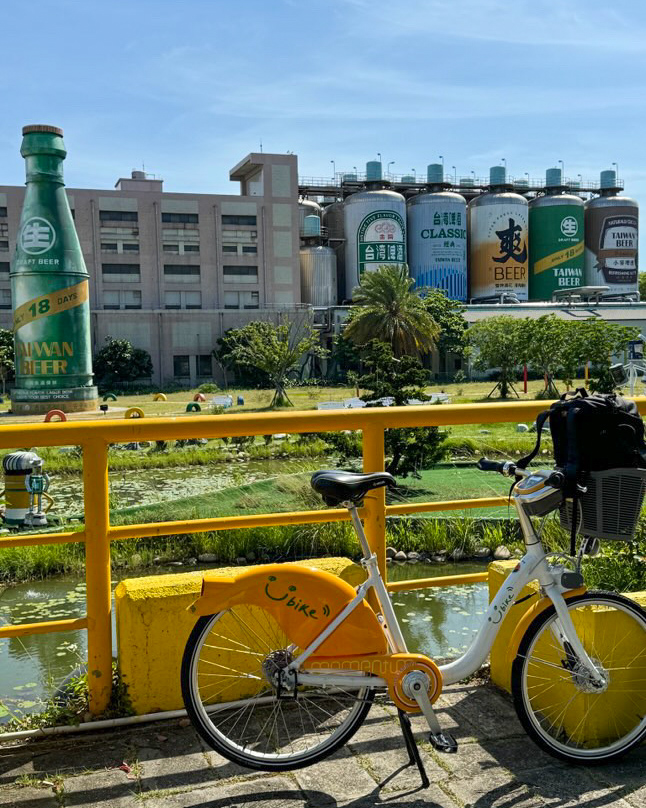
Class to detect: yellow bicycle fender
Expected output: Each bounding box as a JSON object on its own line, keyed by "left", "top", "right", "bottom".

{"left": 505, "top": 586, "right": 587, "bottom": 670}
{"left": 189, "top": 563, "right": 389, "bottom": 658}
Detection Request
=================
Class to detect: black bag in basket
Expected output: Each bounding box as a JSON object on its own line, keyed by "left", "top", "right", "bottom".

{"left": 518, "top": 388, "right": 646, "bottom": 550}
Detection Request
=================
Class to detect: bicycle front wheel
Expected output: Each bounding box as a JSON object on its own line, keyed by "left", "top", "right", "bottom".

{"left": 181, "top": 605, "right": 375, "bottom": 771}
{"left": 512, "top": 591, "right": 646, "bottom": 763}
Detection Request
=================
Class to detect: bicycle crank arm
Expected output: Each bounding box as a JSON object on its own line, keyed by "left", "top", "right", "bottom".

{"left": 402, "top": 670, "right": 458, "bottom": 753}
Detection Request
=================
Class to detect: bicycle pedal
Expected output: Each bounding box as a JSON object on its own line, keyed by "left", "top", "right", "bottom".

{"left": 429, "top": 731, "right": 458, "bottom": 753}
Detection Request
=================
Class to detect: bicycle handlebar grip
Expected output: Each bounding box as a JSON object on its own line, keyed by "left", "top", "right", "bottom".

{"left": 477, "top": 457, "right": 505, "bottom": 473}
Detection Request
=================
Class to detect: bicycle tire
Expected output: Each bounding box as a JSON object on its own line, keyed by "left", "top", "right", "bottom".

{"left": 181, "top": 606, "right": 376, "bottom": 771}
{"left": 511, "top": 590, "right": 646, "bottom": 763}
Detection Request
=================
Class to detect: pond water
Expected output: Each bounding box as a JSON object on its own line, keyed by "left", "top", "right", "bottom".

{"left": 0, "top": 561, "right": 488, "bottom": 722}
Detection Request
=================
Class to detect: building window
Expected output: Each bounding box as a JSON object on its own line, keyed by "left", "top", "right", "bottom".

{"left": 162, "top": 212, "right": 199, "bottom": 224}
{"left": 0, "top": 288, "right": 11, "bottom": 309}
{"left": 102, "top": 263, "right": 140, "bottom": 282}
{"left": 223, "top": 266, "right": 258, "bottom": 284}
{"left": 122, "top": 243, "right": 139, "bottom": 253}
{"left": 185, "top": 291, "right": 202, "bottom": 309}
{"left": 224, "top": 291, "right": 239, "bottom": 309}
{"left": 123, "top": 290, "right": 142, "bottom": 309}
{"left": 222, "top": 245, "right": 237, "bottom": 253}
{"left": 0, "top": 240, "right": 9, "bottom": 251}
{"left": 163, "top": 244, "right": 179, "bottom": 254}
{"left": 197, "top": 355, "right": 212, "bottom": 376}
{"left": 101, "top": 242, "right": 118, "bottom": 253}
{"left": 0, "top": 262, "right": 9, "bottom": 274}
{"left": 242, "top": 245, "right": 257, "bottom": 254}
{"left": 173, "top": 355, "right": 190, "bottom": 378}
{"left": 183, "top": 244, "right": 200, "bottom": 253}
{"left": 103, "top": 290, "right": 120, "bottom": 310}
{"left": 163, "top": 264, "right": 200, "bottom": 277}
{"left": 222, "top": 214, "right": 257, "bottom": 226}
{"left": 0, "top": 207, "right": 7, "bottom": 218}
{"left": 164, "top": 291, "right": 181, "bottom": 309}
{"left": 242, "top": 291, "right": 259, "bottom": 309}
{"left": 99, "top": 210, "right": 138, "bottom": 222}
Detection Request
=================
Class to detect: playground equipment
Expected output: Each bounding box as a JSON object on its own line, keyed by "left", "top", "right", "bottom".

{"left": 124, "top": 407, "right": 144, "bottom": 419}
{"left": 186, "top": 402, "right": 201, "bottom": 412}
{"left": 44, "top": 409, "right": 67, "bottom": 422}
{"left": 103, "top": 393, "right": 118, "bottom": 402}
{"left": 1, "top": 451, "right": 53, "bottom": 528}
{"left": 193, "top": 393, "right": 206, "bottom": 403}
{"left": 153, "top": 393, "right": 167, "bottom": 401}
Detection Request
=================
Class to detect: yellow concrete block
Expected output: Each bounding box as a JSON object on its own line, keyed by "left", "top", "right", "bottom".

{"left": 488, "top": 560, "right": 646, "bottom": 693}
{"left": 115, "top": 557, "right": 366, "bottom": 715}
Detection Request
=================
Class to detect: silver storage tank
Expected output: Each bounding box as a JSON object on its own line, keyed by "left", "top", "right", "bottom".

{"left": 299, "top": 199, "right": 321, "bottom": 235}
{"left": 407, "top": 190, "right": 467, "bottom": 300}
{"left": 468, "top": 166, "right": 529, "bottom": 301}
{"left": 343, "top": 188, "right": 407, "bottom": 298}
{"left": 300, "top": 246, "right": 338, "bottom": 306}
{"left": 584, "top": 170, "right": 638, "bottom": 295}
{"left": 322, "top": 201, "right": 346, "bottom": 302}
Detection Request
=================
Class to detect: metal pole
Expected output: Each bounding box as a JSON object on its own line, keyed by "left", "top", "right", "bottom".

{"left": 83, "top": 439, "right": 112, "bottom": 714}
{"left": 362, "top": 423, "right": 387, "bottom": 581}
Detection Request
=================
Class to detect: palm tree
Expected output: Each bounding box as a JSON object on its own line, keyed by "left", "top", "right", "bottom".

{"left": 344, "top": 265, "right": 440, "bottom": 357}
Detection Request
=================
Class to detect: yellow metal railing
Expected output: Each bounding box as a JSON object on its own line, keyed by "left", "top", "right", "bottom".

{"left": 2, "top": 398, "right": 644, "bottom": 713}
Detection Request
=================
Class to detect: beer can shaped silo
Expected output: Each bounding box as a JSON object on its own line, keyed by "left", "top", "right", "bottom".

{"left": 528, "top": 169, "right": 584, "bottom": 300}
{"left": 584, "top": 170, "right": 639, "bottom": 295}
{"left": 468, "top": 167, "right": 529, "bottom": 301}
{"left": 407, "top": 191, "right": 467, "bottom": 300}
{"left": 343, "top": 188, "right": 407, "bottom": 299}
{"left": 300, "top": 246, "right": 338, "bottom": 306}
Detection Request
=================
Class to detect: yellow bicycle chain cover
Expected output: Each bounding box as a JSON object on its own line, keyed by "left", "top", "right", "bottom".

{"left": 191, "top": 563, "right": 388, "bottom": 657}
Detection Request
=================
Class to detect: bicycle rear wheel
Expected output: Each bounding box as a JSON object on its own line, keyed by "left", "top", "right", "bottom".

{"left": 181, "top": 604, "right": 375, "bottom": 770}
{"left": 512, "top": 591, "right": 646, "bottom": 763}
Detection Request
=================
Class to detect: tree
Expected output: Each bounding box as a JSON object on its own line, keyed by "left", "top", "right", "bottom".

{"left": 0, "top": 328, "right": 15, "bottom": 395}
{"left": 93, "top": 337, "right": 153, "bottom": 388}
{"left": 325, "top": 340, "right": 448, "bottom": 478}
{"left": 344, "top": 265, "right": 440, "bottom": 357}
{"left": 421, "top": 289, "right": 467, "bottom": 358}
{"left": 518, "top": 314, "right": 567, "bottom": 396}
{"left": 639, "top": 273, "right": 646, "bottom": 301}
{"left": 467, "top": 316, "right": 526, "bottom": 398}
{"left": 224, "top": 316, "right": 326, "bottom": 407}
{"left": 572, "top": 318, "right": 640, "bottom": 393}
{"left": 214, "top": 329, "right": 272, "bottom": 389}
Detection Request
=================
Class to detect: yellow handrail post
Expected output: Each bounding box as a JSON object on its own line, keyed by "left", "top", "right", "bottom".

{"left": 362, "top": 423, "right": 387, "bottom": 581}
{"left": 83, "top": 438, "right": 112, "bottom": 714}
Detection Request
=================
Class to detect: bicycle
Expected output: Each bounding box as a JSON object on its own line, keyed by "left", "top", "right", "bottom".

{"left": 181, "top": 462, "right": 646, "bottom": 784}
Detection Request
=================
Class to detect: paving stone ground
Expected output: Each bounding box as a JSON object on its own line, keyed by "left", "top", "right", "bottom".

{"left": 0, "top": 682, "right": 643, "bottom": 808}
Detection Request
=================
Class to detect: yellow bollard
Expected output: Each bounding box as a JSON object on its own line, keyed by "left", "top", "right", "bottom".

{"left": 83, "top": 440, "right": 112, "bottom": 714}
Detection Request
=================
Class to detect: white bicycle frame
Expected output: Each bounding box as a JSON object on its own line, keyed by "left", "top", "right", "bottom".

{"left": 289, "top": 469, "right": 605, "bottom": 691}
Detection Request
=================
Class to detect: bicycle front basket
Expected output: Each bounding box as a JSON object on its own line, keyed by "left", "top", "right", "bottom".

{"left": 559, "top": 468, "right": 646, "bottom": 542}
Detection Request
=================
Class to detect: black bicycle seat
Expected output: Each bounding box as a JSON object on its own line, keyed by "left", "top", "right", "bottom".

{"left": 311, "top": 470, "right": 396, "bottom": 506}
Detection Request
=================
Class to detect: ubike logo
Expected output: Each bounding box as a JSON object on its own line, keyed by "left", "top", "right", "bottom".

{"left": 264, "top": 575, "right": 330, "bottom": 620}
{"left": 21, "top": 217, "right": 56, "bottom": 255}
{"left": 488, "top": 585, "right": 516, "bottom": 625}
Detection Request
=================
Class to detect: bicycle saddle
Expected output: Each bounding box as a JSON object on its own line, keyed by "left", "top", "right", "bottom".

{"left": 311, "top": 470, "right": 396, "bottom": 506}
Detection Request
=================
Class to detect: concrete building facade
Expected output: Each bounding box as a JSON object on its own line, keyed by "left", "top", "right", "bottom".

{"left": 0, "top": 153, "right": 305, "bottom": 386}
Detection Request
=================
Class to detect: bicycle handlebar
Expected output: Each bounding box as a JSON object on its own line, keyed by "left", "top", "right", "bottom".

{"left": 476, "top": 457, "right": 507, "bottom": 473}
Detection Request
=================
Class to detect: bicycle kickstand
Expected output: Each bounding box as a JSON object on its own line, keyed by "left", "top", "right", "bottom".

{"left": 397, "top": 709, "right": 429, "bottom": 789}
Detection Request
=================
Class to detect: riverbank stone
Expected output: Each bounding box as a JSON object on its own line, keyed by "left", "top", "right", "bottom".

{"left": 394, "top": 550, "right": 407, "bottom": 562}
{"left": 197, "top": 553, "right": 217, "bottom": 563}
{"left": 494, "top": 545, "right": 511, "bottom": 560}
{"left": 474, "top": 546, "right": 491, "bottom": 559}
{"left": 407, "top": 551, "right": 420, "bottom": 560}
{"left": 386, "top": 546, "right": 397, "bottom": 559}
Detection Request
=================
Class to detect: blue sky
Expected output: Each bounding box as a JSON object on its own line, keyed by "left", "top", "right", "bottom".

{"left": 1, "top": 0, "right": 645, "bottom": 210}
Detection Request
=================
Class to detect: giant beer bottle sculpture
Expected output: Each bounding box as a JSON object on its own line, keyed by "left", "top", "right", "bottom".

{"left": 11, "top": 126, "right": 97, "bottom": 414}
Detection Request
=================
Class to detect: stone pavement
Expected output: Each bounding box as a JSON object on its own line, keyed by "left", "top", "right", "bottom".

{"left": 0, "top": 682, "right": 643, "bottom": 808}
